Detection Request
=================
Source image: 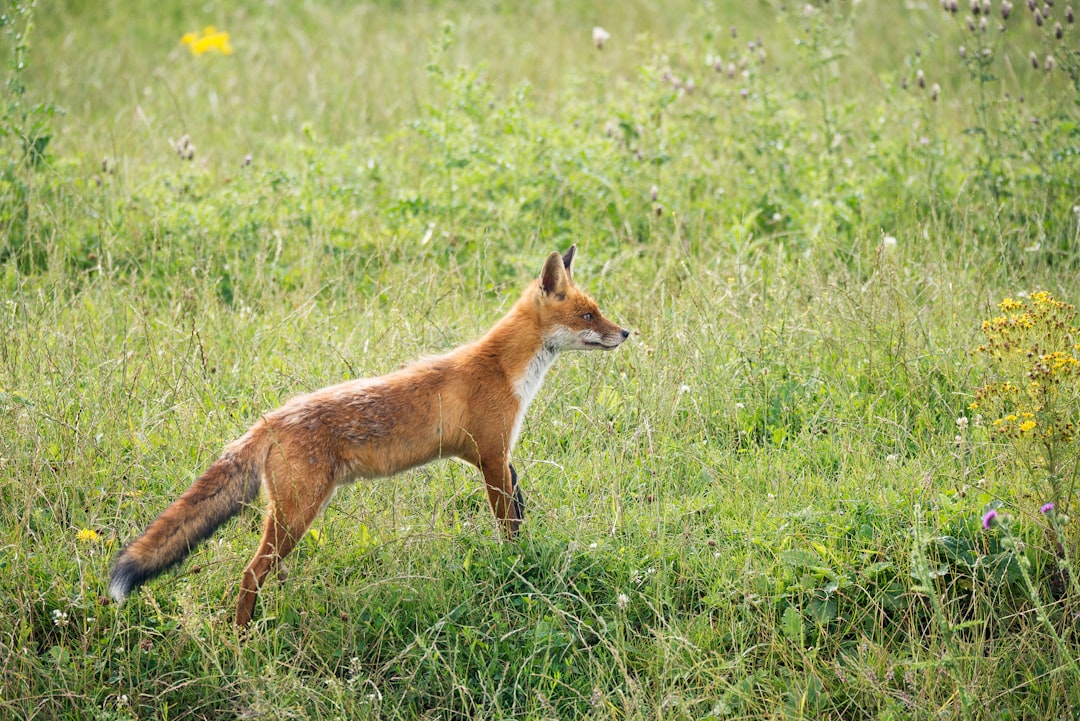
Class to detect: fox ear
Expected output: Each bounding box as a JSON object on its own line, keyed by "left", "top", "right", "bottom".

{"left": 540, "top": 251, "right": 568, "bottom": 296}
{"left": 561, "top": 245, "right": 577, "bottom": 278}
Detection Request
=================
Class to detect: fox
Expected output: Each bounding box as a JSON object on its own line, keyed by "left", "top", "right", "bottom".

{"left": 108, "top": 246, "right": 629, "bottom": 626}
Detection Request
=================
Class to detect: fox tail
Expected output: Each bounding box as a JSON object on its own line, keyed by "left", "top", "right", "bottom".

{"left": 108, "top": 428, "right": 266, "bottom": 603}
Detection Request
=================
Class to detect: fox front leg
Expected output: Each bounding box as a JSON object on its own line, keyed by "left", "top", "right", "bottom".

{"left": 509, "top": 463, "right": 525, "bottom": 523}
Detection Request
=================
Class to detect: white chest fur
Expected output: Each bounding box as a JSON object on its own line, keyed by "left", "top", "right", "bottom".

{"left": 509, "top": 344, "right": 559, "bottom": 450}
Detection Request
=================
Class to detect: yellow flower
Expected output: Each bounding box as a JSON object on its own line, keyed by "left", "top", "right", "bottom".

{"left": 1019, "top": 420, "right": 1037, "bottom": 433}
{"left": 181, "top": 26, "right": 233, "bottom": 56}
{"left": 76, "top": 528, "right": 100, "bottom": 543}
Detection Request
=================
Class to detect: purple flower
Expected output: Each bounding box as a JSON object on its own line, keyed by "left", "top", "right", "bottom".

{"left": 1040, "top": 502, "right": 1055, "bottom": 514}
{"left": 982, "top": 509, "right": 998, "bottom": 529}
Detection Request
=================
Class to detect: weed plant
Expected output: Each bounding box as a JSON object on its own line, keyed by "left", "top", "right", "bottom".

{"left": 3, "top": 0, "right": 1080, "bottom": 718}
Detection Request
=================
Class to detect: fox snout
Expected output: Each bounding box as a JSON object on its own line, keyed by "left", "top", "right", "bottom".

{"left": 581, "top": 326, "right": 630, "bottom": 349}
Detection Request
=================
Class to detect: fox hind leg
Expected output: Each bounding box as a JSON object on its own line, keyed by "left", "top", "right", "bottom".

{"left": 235, "top": 461, "right": 331, "bottom": 627}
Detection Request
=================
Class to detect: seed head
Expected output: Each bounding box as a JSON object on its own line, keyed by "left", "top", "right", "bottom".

{"left": 950, "top": 0, "right": 959, "bottom": 11}
{"left": 967, "top": 14, "right": 977, "bottom": 29}
{"left": 1055, "top": 20, "right": 1064, "bottom": 36}
{"left": 1031, "top": 50, "right": 1040, "bottom": 67}
{"left": 1035, "top": 8, "right": 1044, "bottom": 24}
{"left": 982, "top": 0, "right": 991, "bottom": 13}
{"left": 1068, "top": 6, "right": 1074, "bottom": 22}
{"left": 1028, "top": 0, "right": 1037, "bottom": 10}
{"left": 650, "top": 185, "right": 658, "bottom": 201}
{"left": 917, "top": 68, "right": 926, "bottom": 88}
{"left": 592, "top": 26, "right": 611, "bottom": 49}
{"left": 970, "top": 0, "right": 981, "bottom": 13}
{"left": 1002, "top": 0, "right": 1013, "bottom": 18}
{"left": 1046, "top": 54, "right": 1056, "bottom": 70}
{"left": 960, "top": 44, "right": 968, "bottom": 57}
{"left": 980, "top": 15, "right": 989, "bottom": 30}
{"left": 931, "top": 82, "right": 941, "bottom": 100}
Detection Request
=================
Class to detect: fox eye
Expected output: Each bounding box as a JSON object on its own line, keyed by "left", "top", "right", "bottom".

{"left": 582, "top": 313, "right": 594, "bottom": 322}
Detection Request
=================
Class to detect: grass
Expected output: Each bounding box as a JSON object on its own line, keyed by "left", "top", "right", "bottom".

{"left": 3, "top": 0, "right": 1080, "bottom": 718}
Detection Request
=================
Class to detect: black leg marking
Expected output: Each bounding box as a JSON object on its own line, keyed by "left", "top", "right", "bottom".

{"left": 510, "top": 463, "right": 525, "bottom": 522}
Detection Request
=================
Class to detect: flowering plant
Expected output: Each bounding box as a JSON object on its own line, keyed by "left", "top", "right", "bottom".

{"left": 971, "top": 292, "right": 1080, "bottom": 516}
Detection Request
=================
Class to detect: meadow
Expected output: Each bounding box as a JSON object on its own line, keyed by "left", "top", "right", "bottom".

{"left": 3, "top": 0, "right": 1080, "bottom": 718}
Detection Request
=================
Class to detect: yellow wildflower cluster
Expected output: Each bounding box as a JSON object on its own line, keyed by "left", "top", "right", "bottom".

{"left": 76, "top": 528, "right": 100, "bottom": 543}
{"left": 181, "top": 26, "right": 233, "bottom": 56}
{"left": 972, "top": 292, "right": 1080, "bottom": 444}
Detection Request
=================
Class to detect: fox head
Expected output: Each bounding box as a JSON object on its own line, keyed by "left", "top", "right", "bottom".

{"left": 536, "top": 245, "right": 630, "bottom": 351}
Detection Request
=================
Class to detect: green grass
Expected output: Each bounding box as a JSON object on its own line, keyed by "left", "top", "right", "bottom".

{"left": 3, "top": 0, "right": 1080, "bottom": 718}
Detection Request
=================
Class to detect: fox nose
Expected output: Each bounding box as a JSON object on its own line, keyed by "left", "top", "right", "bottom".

{"left": 620, "top": 328, "right": 630, "bottom": 339}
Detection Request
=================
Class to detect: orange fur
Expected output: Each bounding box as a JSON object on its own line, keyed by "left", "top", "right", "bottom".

{"left": 108, "top": 247, "right": 629, "bottom": 626}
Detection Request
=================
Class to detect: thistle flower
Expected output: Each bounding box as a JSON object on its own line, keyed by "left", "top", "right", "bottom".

{"left": 982, "top": 509, "right": 999, "bottom": 529}
{"left": 1041, "top": 502, "right": 1055, "bottom": 514}
{"left": 592, "top": 26, "right": 611, "bottom": 49}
